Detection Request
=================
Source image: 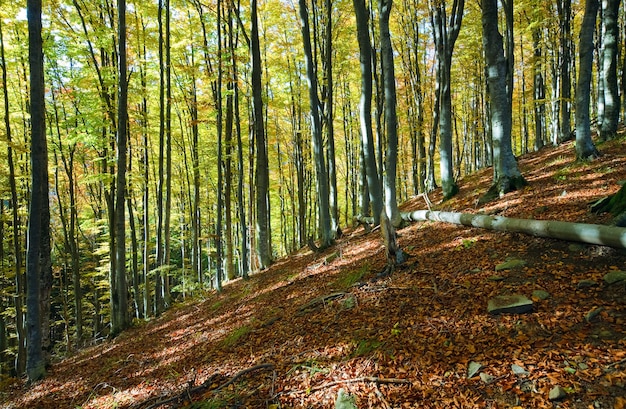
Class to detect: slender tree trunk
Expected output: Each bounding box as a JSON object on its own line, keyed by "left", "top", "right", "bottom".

{"left": 112, "top": 0, "right": 129, "bottom": 336}
{"left": 599, "top": 0, "right": 621, "bottom": 140}
{"left": 164, "top": 0, "right": 173, "bottom": 306}
{"left": 251, "top": 0, "right": 271, "bottom": 268}
{"left": 26, "top": 0, "right": 49, "bottom": 381}
{"left": 557, "top": 0, "right": 572, "bottom": 142}
{"left": 299, "top": 0, "right": 333, "bottom": 247}
{"left": 379, "top": 0, "right": 401, "bottom": 226}
{"left": 576, "top": 0, "right": 601, "bottom": 159}
{"left": 1, "top": 19, "right": 26, "bottom": 376}
{"left": 322, "top": 0, "right": 340, "bottom": 238}
{"left": 532, "top": 25, "right": 545, "bottom": 150}
{"left": 353, "top": 0, "right": 383, "bottom": 225}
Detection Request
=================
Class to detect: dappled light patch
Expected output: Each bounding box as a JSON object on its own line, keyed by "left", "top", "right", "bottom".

{"left": 4, "top": 138, "right": 626, "bottom": 408}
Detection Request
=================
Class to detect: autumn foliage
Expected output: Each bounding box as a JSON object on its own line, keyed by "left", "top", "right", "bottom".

{"left": 4, "top": 136, "right": 626, "bottom": 408}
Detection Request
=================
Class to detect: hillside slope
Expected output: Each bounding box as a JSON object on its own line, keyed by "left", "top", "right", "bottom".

{"left": 4, "top": 136, "right": 626, "bottom": 408}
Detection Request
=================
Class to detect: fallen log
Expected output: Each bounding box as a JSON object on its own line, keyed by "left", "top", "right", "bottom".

{"left": 402, "top": 210, "right": 626, "bottom": 249}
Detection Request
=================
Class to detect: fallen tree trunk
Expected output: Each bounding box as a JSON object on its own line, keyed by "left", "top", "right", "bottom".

{"left": 402, "top": 210, "right": 626, "bottom": 249}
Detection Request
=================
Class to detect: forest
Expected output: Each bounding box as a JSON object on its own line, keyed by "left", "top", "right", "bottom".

{"left": 0, "top": 0, "right": 625, "bottom": 397}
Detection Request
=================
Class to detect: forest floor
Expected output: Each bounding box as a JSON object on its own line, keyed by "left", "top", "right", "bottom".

{"left": 4, "top": 133, "right": 626, "bottom": 409}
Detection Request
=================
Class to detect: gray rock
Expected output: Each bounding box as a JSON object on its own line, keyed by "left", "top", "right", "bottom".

{"left": 532, "top": 290, "right": 550, "bottom": 300}
{"left": 467, "top": 361, "right": 482, "bottom": 378}
{"left": 548, "top": 385, "right": 567, "bottom": 401}
{"left": 479, "top": 372, "right": 495, "bottom": 384}
{"left": 603, "top": 271, "right": 626, "bottom": 284}
{"left": 511, "top": 364, "right": 529, "bottom": 376}
{"left": 576, "top": 279, "right": 598, "bottom": 289}
{"left": 488, "top": 294, "right": 533, "bottom": 315}
{"left": 495, "top": 259, "right": 527, "bottom": 271}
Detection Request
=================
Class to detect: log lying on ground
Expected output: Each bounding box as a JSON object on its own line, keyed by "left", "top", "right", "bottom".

{"left": 402, "top": 210, "right": 626, "bottom": 249}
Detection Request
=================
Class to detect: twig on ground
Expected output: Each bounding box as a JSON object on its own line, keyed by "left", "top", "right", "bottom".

{"left": 139, "top": 363, "right": 275, "bottom": 409}
{"left": 289, "top": 376, "right": 411, "bottom": 395}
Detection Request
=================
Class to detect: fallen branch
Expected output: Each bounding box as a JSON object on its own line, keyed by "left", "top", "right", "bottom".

{"left": 292, "top": 376, "right": 411, "bottom": 395}
{"left": 298, "top": 292, "right": 346, "bottom": 312}
{"left": 139, "top": 363, "right": 275, "bottom": 409}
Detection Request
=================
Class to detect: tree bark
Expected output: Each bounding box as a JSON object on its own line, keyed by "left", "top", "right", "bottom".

{"left": 251, "top": 0, "right": 272, "bottom": 268}
{"left": 598, "top": 0, "right": 621, "bottom": 140}
{"left": 575, "top": 0, "right": 600, "bottom": 160}
{"left": 402, "top": 210, "right": 626, "bottom": 249}
{"left": 353, "top": 0, "right": 383, "bottom": 225}
{"left": 299, "top": 0, "right": 333, "bottom": 247}
{"left": 26, "top": 0, "right": 49, "bottom": 381}
{"left": 379, "top": 0, "right": 401, "bottom": 226}
{"left": 112, "top": 0, "right": 129, "bottom": 336}
{"left": 480, "top": 0, "right": 526, "bottom": 202}
{"left": 1, "top": 18, "right": 26, "bottom": 376}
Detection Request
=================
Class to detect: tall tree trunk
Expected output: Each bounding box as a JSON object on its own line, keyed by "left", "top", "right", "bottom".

{"left": 429, "top": 0, "right": 464, "bottom": 201}
{"left": 576, "top": 0, "right": 601, "bottom": 159}
{"left": 112, "top": 0, "right": 129, "bottom": 336}
{"left": 163, "top": 0, "right": 173, "bottom": 306}
{"left": 251, "top": 0, "right": 271, "bottom": 268}
{"left": 353, "top": 0, "right": 383, "bottom": 225}
{"left": 598, "top": 0, "right": 621, "bottom": 140}
{"left": 1, "top": 19, "right": 26, "bottom": 376}
{"left": 480, "top": 0, "right": 526, "bottom": 203}
{"left": 322, "top": 0, "right": 340, "bottom": 238}
{"left": 557, "top": 0, "right": 572, "bottom": 143}
{"left": 155, "top": 0, "right": 166, "bottom": 315}
{"left": 379, "top": 0, "right": 401, "bottom": 226}
{"left": 299, "top": 0, "right": 333, "bottom": 247}
{"left": 532, "top": 24, "right": 545, "bottom": 151}
{"left": 26, "top": 0, "right": 49, "bottom": 381}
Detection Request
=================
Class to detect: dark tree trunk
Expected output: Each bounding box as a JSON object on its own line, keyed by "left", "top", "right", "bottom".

{"left": 251, "top": 0, "right": 271, "bottom": 268}
{"left": 112, "top": 0, "right": 129, "bottom": 336}
{"left": 26, "top": 0, "right": 50, "bottom": 381}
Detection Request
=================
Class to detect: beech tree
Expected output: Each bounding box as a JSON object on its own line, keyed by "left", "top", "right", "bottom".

{"left": 575, "top": 0, "right": 600, "bottom": 160}
{"left": 353, "top": 0, "right": 383, "bottom": 225}
{"left": 597, "top": 0, "right": 621, "bottom": 140}
{"left": 428, "top": 0, "right": 464, "bottom": 201}
{"left": 26, "top": 0, "right": 51, "bottom": 381}
{"left": 480, "top": 0, "right": 526, "bottom": 202}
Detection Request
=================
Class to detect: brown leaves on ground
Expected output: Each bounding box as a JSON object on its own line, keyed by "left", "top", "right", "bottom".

{"left": 4, "top": 137, "right": 626, "bottom": 408}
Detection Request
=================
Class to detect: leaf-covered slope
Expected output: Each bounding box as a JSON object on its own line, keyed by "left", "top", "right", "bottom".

{"left": 5, "top": 137, "right": 626, "bottom": 408}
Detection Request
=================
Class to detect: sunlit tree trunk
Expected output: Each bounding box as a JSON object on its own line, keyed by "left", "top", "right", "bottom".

{"left": 598, "top": 0, "right": 621, "bottom": 140}
{"left": 481, "top": 0, "right": 526, "bottom": 202}
{"left": 1, "top": 19, "right": 26, "bottom": 376}
{"left": 429, "top": 0, "right": 463, "bottom": 201}
{"left": 353, "top": 0, "right": 383, "bottom": 225}
{"left": 299, "top": 0, "right": 333, "bottom": 247}
{"left": 379, "top": 0, "right": 401, "bottom": 226}
{"left": 576, "top": 0, "right": 601, "bottom": 159}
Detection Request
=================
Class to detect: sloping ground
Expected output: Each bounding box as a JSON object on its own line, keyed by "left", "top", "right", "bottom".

{"left": 4, "top": 136, "right": 626, "bottom": 409}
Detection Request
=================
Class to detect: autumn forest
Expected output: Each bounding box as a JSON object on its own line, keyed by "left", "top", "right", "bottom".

{"left": 0, "top": 0, "right": 625, "bottom": 401}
